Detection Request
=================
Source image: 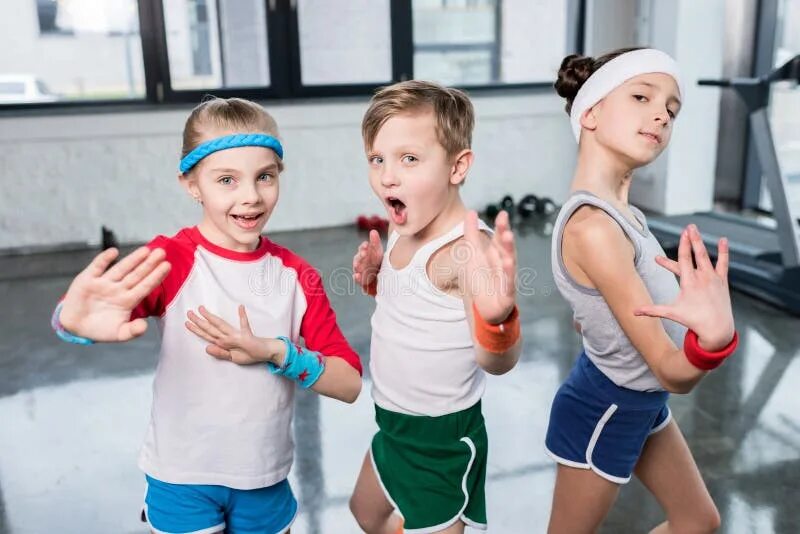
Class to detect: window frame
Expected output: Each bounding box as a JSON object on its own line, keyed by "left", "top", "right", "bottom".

{"left": 0, "top": 0, "right": 585, "bottom": 113}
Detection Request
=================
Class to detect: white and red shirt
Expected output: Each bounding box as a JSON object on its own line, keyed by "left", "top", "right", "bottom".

{"left": 128, "top": 226, "right": 360, "bottom": 489}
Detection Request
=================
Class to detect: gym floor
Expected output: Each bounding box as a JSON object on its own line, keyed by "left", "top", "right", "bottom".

{"left": 1, "top": 222, "right": 799, "bottom": 533}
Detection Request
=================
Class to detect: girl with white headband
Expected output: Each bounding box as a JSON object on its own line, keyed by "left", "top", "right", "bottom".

{"left": 544, "top": 48, "right": 738, "bottom": 532}
{"left": 50, "top": 97, "right": 362, "bottom": 533}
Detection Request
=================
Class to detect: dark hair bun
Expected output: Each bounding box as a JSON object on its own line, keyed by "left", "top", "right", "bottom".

{"left": 555, "top": 54, "right": 595, "bottom": 105}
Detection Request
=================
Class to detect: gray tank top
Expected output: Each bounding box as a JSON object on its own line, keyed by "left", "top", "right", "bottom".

{"left": 551, "top": 191, "right": 687, "bottom": 392}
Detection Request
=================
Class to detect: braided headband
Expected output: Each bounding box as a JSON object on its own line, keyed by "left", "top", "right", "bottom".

{"left": 570, "top": 49, "right": 683, "bottom": 142}
{"left": 179, "top": 133, "right": 284, "bottom": 173}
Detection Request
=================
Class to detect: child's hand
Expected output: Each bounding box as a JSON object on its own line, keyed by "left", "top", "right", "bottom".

{"left": 634, "top": 224, "right": 735, "bottom": 350}
{"left": 185, "top": 305, "right": 285, "bottom": 366}
{"left": 464, "top": 210, "right": 517, "bottom": 324}
{"left": 59, "top": 247, "right": 170, "bottom": 342}
{"left": 352, "top": 229, "right": 383, "bottom": 291}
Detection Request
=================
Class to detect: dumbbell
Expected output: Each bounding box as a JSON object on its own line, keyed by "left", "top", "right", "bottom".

{"left": 518, "top": 194, "right": 558, "bottom": 219}
{"left": 484, "top": 194, "right": 514, "bottom": 219}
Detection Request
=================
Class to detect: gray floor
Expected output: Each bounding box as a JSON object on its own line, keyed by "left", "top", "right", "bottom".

{"left": 1, "top": 221, "right": 799, "bottom": 534}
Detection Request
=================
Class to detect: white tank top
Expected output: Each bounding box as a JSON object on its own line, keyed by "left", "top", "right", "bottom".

{"left": 369, "top": 220, "right": 491, "bottom": 416}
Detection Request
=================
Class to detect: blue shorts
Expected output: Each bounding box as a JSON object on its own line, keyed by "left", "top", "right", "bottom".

{"left": 545, "top": 352, "right": 671, "bottom": 484}
{"left": 143, "top": 475, "right": 297, "bottom": 534}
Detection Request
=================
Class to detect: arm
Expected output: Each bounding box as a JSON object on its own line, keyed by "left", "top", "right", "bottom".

{"left": 186, "top": 268, "right": 362, "bottom": 404}
{"left": 461, "top": 210, "right": 522, "bottom": 375}
{"left": 567, "top": 213, "right": 735, "bottom": 393}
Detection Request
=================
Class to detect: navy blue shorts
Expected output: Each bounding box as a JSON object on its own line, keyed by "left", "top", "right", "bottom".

{"left": 545, "top": 352, "right": 671, "bottom": 484}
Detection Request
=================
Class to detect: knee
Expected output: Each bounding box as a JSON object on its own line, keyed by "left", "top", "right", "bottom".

{"left": 349, "top": 496, "right": 378, "bottom": 533}
{"left": 673, "top": 504, "right": 721, "bottom": 533}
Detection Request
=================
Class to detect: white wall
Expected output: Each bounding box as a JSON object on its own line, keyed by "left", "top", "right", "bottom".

{"left": 585, "top": 0, "right": 725, "bottom": 215}
{"left": 0, "top": 93, "right": 576, "bottom": 250}
{"left": 630, "top": 0, "right": 725, "bottom": 215}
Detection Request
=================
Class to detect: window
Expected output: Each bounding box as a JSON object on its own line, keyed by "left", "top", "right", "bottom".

{"left": 1, "top": 0, "right": 584, "bottom": 108}
{"left": 412, "top": 0, "right": 571, "bottom": 86}
{"left": 1, "top": 0, "right": 145, "bottom": 104}
{"left": 296, "top": 0, "right": 392, "bottom": 86}
{"left": 163, "top": 0, "right": 271, "bottom": 91}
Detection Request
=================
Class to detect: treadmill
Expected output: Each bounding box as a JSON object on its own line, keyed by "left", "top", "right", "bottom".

{"left": 648, "top": 55, "right": 800, "bottom": 315}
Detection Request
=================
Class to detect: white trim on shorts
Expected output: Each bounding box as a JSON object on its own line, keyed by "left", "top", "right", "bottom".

{"left": 586, "top": 404, "right": 631, "bottom": 484}
{"left": 143, "top": 503, "right": 225, "bottom": 534}
{"left": 648, "top": 406, "right": 673, "bottom": 435}
{"left": 370, "top": 437, "right": 483, "bottom": 533}
{"left": 545, "top": 403, "right": 633, "bottom": 485}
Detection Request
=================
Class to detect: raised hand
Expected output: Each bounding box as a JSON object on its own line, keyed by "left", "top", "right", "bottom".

{"left": 185, "top": 305, "right": 284, "bottom": 366}
{"left": 352, "top": 229, "right": 383, "bottom": 292}
{"left": 463, "top": 210, "right": 517, "bottom": 324}
{"left": 59, "top": 247, "right": 170, "bottom": 342}
{"left": 635, "top": 224, "right": 735, "bottom": 350}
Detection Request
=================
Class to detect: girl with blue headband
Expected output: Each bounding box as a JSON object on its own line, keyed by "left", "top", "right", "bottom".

{"left": 545, "top": 48, "right": 737, "bottom": 532}
{"left": 51, "top": 97, "right": 362, "bottom": 533}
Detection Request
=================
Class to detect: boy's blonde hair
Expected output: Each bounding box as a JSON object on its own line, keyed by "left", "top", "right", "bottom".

{"left": 181, "top": 96, "right": 283, "bottom": 171}
{"left": 362, "top": 80, "right": 474, "bottom": 157}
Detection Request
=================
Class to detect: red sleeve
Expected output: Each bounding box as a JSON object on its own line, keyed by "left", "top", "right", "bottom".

{"left": 130, "top": 233, "right": 195, "bottom": 319}
{"left": 297, "top": 263, "right": 363, "bottom": 376}
{"left": 129, "top": 236, "right": 169, "bottom": 319}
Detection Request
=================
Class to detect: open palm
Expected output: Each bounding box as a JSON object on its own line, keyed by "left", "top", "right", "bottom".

{"left": 59, "top": 247, "right": 170, "bottom": 342}
{"left": 635, "top": 224, "right": 735, "bottom": 350}
{"left": 463, "top": 210, "right": 517, "bottom": 324}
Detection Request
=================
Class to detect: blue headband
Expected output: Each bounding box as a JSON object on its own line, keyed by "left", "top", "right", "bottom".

{"left": 179, "top": 133, "right": 284, "bottom": 173}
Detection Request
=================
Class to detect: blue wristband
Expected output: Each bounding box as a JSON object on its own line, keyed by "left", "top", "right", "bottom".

{"left": 269, "top": 336, "right": 325, "bottom": 388}
{"left": 51, "top": 302, "right": 95, "bottom": 346}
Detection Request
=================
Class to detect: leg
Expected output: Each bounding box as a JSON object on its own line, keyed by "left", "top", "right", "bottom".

{"left": 349, "top": 451, "right": 403, "bottom": 534}
{"left": 634, "top": 420, "right": 721, "bottom": 534}
{"left": 547, "top": 465, "right": 621, "bottom": 534}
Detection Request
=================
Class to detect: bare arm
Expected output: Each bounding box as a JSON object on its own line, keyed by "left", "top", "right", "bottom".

{"left": 461, "top": 210, "right": 522, "bottom": 375}
{"left": 565, "top": 211, "right": 734, "bottom": 393}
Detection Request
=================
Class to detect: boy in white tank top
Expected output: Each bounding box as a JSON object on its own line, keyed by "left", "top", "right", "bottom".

{"left": 348, "top": 81, "right": 524, "bottom": 534}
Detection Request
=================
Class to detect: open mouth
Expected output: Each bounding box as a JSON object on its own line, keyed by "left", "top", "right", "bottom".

{"left": 231, "top": 213, "right": 264, "bottom": 230}
{"left": 387, "top": 197, "right": 408, "bottom": 225}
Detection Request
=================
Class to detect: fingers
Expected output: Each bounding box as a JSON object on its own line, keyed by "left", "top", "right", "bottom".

{"left": 128, "top": 261, "right": 171, "bottom": 302}
{"left": 654, "top": 255, "right": 681, "bottom": 276}
{"left": 368, "top": 230, "right": 382, "bottom": 251}
{"left": 185, "top": 318, "right": 219, "bottom": 344}
{"left": 206, "top": 344, "right": 232, "bottom": 360}
{"left": 715, "top": 237, "right": 729, "bottom": 282}
{"left": 238, "top": 305, "right": 252, "bottom": 333}
{"left": 463, "top": 210, "right": 481, "bottom": 246}
{"left": 105, "top": 246, "right": 155, "bottom": 282}
{"left": 493, "top": 219, "right": 517, "bottom": 264}
{"left": 634, "top": 304, "right": 678, "bottom": 322}
{"left": 186, "top": 309, "right": 226, "bottom": 340}
{"left": 85, "top": 247, "right": 120, "bottom": 278}
{"left": 118, "top": 318, "right": 148, "bottom": 341}
{"left": 493, "top": 210, "right": 510, "bottom": 234}
{"left": 198, "top": 306, "right": 230, "bottom": 332}
{"left": 121, "top": 248, "right": 168, "bottom": 289}
{"left": 676, "top": 227, "right": 694, "bottom": 279}
{"left": 687, "top": 225, "right": 713, "bottom": 271}
{"left": 352, "top": 241, "right": 369, "bottom": 271}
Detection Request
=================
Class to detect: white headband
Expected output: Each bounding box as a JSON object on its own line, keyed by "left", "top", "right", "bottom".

{"left": 569, "top": 48, "right": 683, "bottom": 142}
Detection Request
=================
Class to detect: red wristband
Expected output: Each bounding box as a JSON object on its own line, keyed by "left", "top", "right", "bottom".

{"left": 683, "top": 329, "right": 738, "bottom": 371}
{"left": 472, "top": 303, "right": 521, "bottom": 353}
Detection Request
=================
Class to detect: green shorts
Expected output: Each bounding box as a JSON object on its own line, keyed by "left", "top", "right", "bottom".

{"left": 370, "top": 401, "right": 488, "bottom": 533}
